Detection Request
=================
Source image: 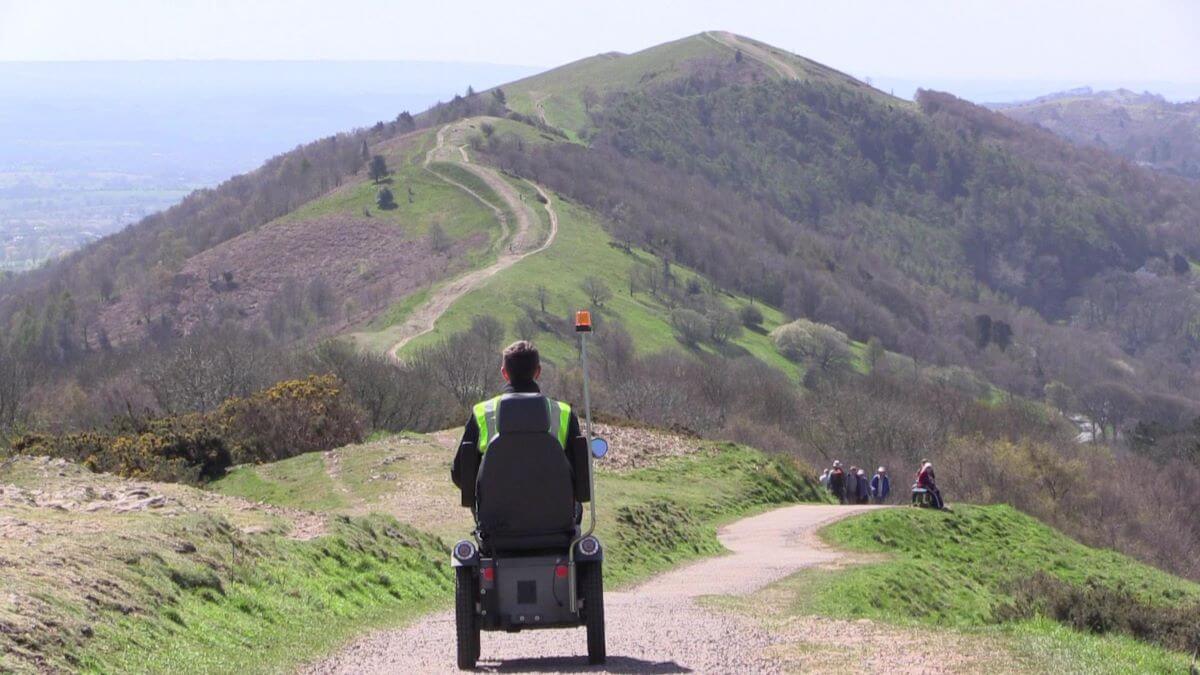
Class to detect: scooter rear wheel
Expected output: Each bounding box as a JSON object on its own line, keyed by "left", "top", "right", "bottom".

{"left": 455, "top": 566, "right": 480, "bottom": 670}
{"left": 579, "top": 561, "right": 606, "bottom": 665}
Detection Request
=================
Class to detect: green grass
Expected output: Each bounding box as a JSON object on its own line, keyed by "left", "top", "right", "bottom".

{"left": 427, "top": 161, "right": 507, "bottom": 214}
{"left": 366, "top": 286, "right": 430, "bottom": 331}
{"left": 0, "top": 455, "right": 453, "bottom": 675}
{"left": 757, "top": 505, "right": 1200, "bottom": 671}
{"left": 340, "top": 115, "right": 890, "bottom": 378}
{"left": 278, "top": 131, "right": 498, "bottom": 246}
{"left": 213, "top": 434, "right": 827, "bottom": 588}
{"left": 368, "top": 192, "right": 801, "bottom": 374}
{"left": 498, "top": 32, "right": 895, "bottom": 137}
{"left": 78, "top": 516, "right": 450, "bottom": 675}
{"left": 815, "top": 506, "right": 1198, "bottom": 623}
{"left": 211, "top": 452, "right": 346, "bottom": 511}
{"left": 503, "top": 34, "right": 730, "bottom": 136}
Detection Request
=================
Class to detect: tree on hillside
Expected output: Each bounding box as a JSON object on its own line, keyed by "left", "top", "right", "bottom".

{"left": 360, "top": 139, "right": 369, "bottom": 162}
{"left": 1173, "top": 253, "right": 1191, "bottom": 275}
{"left": 1044, "top": 381, "right": 1075, "bottom": 413}
{"left": 395, "top": 111, "right": 415, "bottom": 132}
{"left": 865, "top": 336, "right": 886, "bottom": 372}
{"left": 427, "top": 222, "right": 451, "bottom": 253}
{"left": 670, "top": 308, "right": 708, "bottom": 348}
{"left": 580, "top": 86, "right": 600, "bottom": 113}
{"left": 738, "top": 304, "right": 763, "bottom": 329}
{"left": 581, "top": 276, "right": 613, "bottom": 307}
{"left": 1077, "top": 381, "right": 1142, "bottom": 441}
{"left": 773, "top": 320, "right": 853, "bottom": 377}
{"left": 708, "top": 306, "right": 743, "bottom": 345}
{"left": 992, "top": 320, "right": 1013, "bottom": 351}
{"left": 630, "top": 262, "right": 659, "bottom": 298}
{"left": 376, "top": 187, "right": 396, "bottom": 210}
{"left": 974, "top": 314, "right": 993, "bottom": 349}
{"left": 492, "top": 88, "right": 507, "bottom": 106}
{"left": 369, "top": 155, "right": 389, "bottom": 183}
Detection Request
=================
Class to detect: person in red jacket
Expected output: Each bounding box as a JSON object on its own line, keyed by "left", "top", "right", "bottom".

{"left": 916, "top": 460, "right": 943, "bottom": 509}
{"left": 828, "top": 461, "right": 847, "bottom": 504}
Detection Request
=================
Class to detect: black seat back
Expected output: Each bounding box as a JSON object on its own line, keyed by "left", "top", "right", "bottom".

{"left": 475, "top": 395, "right": 576, "bottom": 551}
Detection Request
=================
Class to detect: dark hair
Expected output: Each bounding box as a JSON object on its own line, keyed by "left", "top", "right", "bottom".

{"left": 503, "top": 340, "right": 540, "bottom": 382}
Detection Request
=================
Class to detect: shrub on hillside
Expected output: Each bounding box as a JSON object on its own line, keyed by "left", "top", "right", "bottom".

{"left": 311, "top": 342, "right": 452, "bottom": 432}
{"left": 216, "top": 375, "right": 365, "bottom": 464}
{"left": 707, "top": 306, "right": 743, "bottom": 345}
{"left": 9, "top": 375, "right": 364, "bottom": 483}
{"left": 772, "top": 319, "right": 853, "bottom": 382}
{"left": 11, "top": 416, "right": 231, "bottom": 484}
{"left": 669, "top": 308, "right": 708, "bottom": 347}
{"left": 999, "top": 572, "right": 1200, "bottom": 654}
{"left": 737, "top": 304, "right": 763, "bottom": 329}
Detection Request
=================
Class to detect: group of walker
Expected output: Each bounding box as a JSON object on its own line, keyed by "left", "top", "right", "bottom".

{"left": 819, "top": 459, "right": 943, "bottom": 509}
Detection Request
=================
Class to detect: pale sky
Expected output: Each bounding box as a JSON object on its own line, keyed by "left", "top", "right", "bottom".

{"left": 1, "top": 0, "right": 1198, "bottom": 83}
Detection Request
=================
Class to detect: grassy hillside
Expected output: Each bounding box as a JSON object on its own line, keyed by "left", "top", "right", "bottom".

{"left": 214, "top": 427, "right": 828, "bottom": 587}
{"left": 2, "top": 429, "right": 822, "bottom": 673}
{"left": 90, "top": 126, "right": 507, "bottom": 346}
{"left": 0, "top": 457, "right": 448, "bottom": 675}
{"left": 500, "top": 32, "right": 886, "bottom": 139}
{"left": 502, "top": 34, "right": 729, "bottom": 138}
{"left": 715, "top": 506, "right": 1200, "bottom": 672}
{"left": 352, "top": 187, "right": 806, "bottom": 372}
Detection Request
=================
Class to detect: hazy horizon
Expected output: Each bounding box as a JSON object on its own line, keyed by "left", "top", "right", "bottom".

{"left": 3, "top": 1, "right": 1196, "bottom": 83}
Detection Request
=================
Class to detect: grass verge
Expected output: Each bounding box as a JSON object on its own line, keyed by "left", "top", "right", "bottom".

{"left": 717, "top": 505, "right": 1200, "bottom": 672}
{"left": 78, "top": 516, "right": 449, "bottom": 675}
{"left": 0, "top": 453, "right": 453, "bottom": 675}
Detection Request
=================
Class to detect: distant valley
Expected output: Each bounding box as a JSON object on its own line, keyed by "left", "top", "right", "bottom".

{"left": 0, "top": 60, "right": 536, "bottom": 270}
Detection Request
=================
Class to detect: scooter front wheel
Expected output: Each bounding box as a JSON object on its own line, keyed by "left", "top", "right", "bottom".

{"left": 455, "top": 566, "right": 480, "bottom": 669}
{"left": 579, "top": 560, "right": 606, "bottom": 665}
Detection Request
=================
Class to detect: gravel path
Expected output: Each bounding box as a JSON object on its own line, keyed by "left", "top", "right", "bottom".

{"left": 305, "top": 504, "right": 883, "bottom": 674}
{"left": 387, "top": 122, "right": 558, "bottom": 359}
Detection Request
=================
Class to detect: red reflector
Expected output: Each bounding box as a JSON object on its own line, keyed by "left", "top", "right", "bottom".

{"left": 482, "top": 567, "right": 495, "bottom": 581}
{"left": 555, "top": 565, "right": 568, "bottom": 578}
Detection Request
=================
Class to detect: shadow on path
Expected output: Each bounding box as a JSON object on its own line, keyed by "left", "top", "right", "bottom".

{"left": 480, "top": 655, "right": 691, "bottom": 673}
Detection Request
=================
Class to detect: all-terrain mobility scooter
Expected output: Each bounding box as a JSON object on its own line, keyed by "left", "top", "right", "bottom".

{"left": 451, "top": 311, "right": 608, "bottom": 669}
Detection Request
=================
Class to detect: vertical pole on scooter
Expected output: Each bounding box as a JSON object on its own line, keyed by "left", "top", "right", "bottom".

{"left": 580, "top": 330, "right": 594, "bottom": 444}
{"left": 568, "top": 310, "right": 595, "bottom": 614}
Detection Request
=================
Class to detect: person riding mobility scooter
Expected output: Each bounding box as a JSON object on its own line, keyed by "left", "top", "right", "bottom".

{"left": 451, "top": 312, "right": 608, "bottom": 669}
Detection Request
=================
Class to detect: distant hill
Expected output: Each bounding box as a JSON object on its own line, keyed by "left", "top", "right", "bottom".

{"left": 990, "top": 87, "right": 1200, "bottom": 179}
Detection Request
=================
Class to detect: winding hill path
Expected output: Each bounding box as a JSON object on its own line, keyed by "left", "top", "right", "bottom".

{"left": 387, "top": 122, "right": 559, "bottom": 360}
{"left": 305, "top": 504, "right": 883, "bottom": 674}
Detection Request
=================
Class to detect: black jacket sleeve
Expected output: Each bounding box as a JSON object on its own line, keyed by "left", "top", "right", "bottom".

{"left": 566, "top": 412, "right": 583, "bottom": 478}
{"left": 451, "top": 415, "right": 479, "bottom": 490}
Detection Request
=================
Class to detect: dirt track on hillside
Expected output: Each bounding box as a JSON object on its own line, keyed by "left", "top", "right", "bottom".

{"left": 387, "top": 122, "right": 558, "bottom": 360}
{"left": 305, "top": 505, "right": 882, "bottom": 674}
{"left": 707, "top": 31, "right": 799, "bottom": 80}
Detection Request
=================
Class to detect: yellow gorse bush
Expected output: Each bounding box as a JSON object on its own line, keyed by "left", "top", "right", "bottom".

{"left": 10, "top": 375, "right": 364, "bottom": 483}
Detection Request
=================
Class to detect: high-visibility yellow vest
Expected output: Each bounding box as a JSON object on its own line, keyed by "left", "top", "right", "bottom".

{"left": 472, "top": 394, "right": 571, "bottom": 453}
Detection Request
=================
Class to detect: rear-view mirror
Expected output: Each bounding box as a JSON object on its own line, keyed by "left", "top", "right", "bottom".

{"left": 590, "top": 437, "right": 609, "bottom": 459}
